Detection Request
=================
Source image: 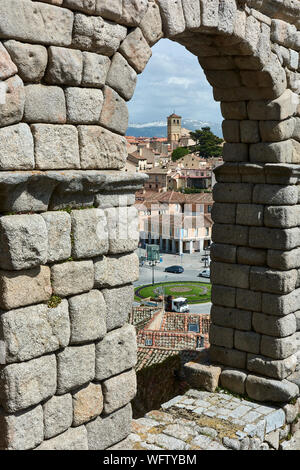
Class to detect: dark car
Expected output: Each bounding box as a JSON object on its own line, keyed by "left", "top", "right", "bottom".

{"left": 164, "top": 265, "right": 184, "bottom": 274}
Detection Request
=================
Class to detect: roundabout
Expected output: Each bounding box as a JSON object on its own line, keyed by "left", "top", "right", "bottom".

{"left": 135, "top": 281, "right": 211, "bottom": 304}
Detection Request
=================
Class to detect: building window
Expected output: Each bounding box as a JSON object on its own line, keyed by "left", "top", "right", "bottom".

{"left": 145, "top": 339, "right": 153, "bottom": 346}
{"left": 206, "top": 227, "right": 209, "bottom": 236}
{"left": 188, "top": 323, "right": 199, "bottom": 333}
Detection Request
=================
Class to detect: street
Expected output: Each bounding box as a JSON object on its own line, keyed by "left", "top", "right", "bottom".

{"left": 134, "top": 251, "right": 212, "bottom": 315}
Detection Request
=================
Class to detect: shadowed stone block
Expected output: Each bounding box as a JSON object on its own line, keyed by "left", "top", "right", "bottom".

{"left": 220, "top": 369, "right": 247, "bottom": 395}
{"left": 35, "top": 426, "right": 88, "bottom": 450}
{"left": 246, "top": 375, "right": 299, "bottom": 402}
{"left": 261, "top": 333, "right": 298, "bottom": 359}
{"left": 247, "top": 354, "right": 297, "bottom": 380}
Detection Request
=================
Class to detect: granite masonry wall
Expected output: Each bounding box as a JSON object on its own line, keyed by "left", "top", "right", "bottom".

{"left": 0, "top": 0, "right": 299, "bottom": 450}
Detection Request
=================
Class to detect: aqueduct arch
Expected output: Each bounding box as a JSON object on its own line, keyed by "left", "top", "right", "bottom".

{"left": 0, "top": 0, "right": 299, "bottom": 450}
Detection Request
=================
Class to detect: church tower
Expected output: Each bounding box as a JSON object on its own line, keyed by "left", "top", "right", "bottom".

{"left": 167, "top": 113, "right": 182, "bottom": 146}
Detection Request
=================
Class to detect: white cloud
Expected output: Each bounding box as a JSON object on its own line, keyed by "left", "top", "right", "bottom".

{"left": 167, "top": 76, "right": 196, "bottom": 89}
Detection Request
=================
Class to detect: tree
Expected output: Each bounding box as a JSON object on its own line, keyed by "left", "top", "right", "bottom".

{"left": 171, "top": 146, "right": 189, "bottom": 162}
{"left": 189, "top": 127, "right": 223, "bottom": 158}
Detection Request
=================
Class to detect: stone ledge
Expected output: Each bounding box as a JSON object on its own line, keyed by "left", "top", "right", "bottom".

{"left": 214, "top": 162, "right": 300, "bottom": 185}
{"left": 0, "top": 170, "right": 148, "bottom": 212}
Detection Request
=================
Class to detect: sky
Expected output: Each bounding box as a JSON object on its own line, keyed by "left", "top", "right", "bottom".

{"left": 127, "top": 38, "right": 223, "bottom": 125}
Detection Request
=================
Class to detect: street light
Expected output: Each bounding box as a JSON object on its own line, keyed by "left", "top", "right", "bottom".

{"left": 146, "top": 244, "right": 160, "bottom": 286}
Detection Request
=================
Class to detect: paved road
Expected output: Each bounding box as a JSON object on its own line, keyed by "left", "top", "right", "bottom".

{"left": 134, "top": 251, "right": 212, "bottom": 315}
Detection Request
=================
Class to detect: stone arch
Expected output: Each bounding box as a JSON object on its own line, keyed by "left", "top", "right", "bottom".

{"left": 0, "top": 0, "right": 299, "bottom": 450}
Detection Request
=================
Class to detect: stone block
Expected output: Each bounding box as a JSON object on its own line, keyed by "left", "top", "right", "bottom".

{"left": 0, "top": 300, "right": 70, "bottom": 363}
{"left": 0, "top": 405, "right": 43, "bottom": 450}
{"left": 211, "top": 284, "right": 236, "bottom": 308}
{"left": 240, "top": 120, "right": 260, "bottom": 143}
{"left": 247, "top": 354, "right": 297, "bottom": 380}
{"left": 249, "top": 226, "right": 300, "bottom": 250}
{"left": 119, "top": 27, "right": 152, "bottom": 74}
{"left": 0, "top": 0, "right": 74, "bottom": 46}
{"left": 43, "top": 394, "right": 73, "bottom": 439}
{"left": 220, "top": 369, "right": 247, "bottom": 395}
{"left": 32, "top": 124, "right": 80, "bottom": 170}
{"left": 0, "top": 354, "right": 57, "bottom": 412}
{"left": 246, "top": 375, "right": 298, "bottom": 402}
{"left": 0, "top": 266, "right": 52, "bottom": 310}
{"left": 102, "top": 369, "right": 137, "bottom": 415}
{"left": 78, "top": 125, "right": 127, "bottom": 169}
{"left": 35, "top": 426, "right": 88, "bottom": 450}
{"left": 183, "top": 361, "right": 221, "bottom": 393}
{"left": 213, "top": 182, "right": 252, "bottom": 203}
{"left": 71, "top": 208, "right": 108, "bottom": 259}
{"left": 46, "top": 46, "right": 82, "bottom": 86}
{"left": 212, "top": 224, "right": 249, "bottom": 246}
{"left": 221, "top": 101, "right": 248, "bottom": 120}
{"left": 99, "top": 86, "right": 128, "bottom": 135}
{"left": 0, "top": 214, "right": 47, "bottom": 271}
{"left": 82, "top": 51, "right": 110, "bottom": 88}
{"left": 51, "top": 260, "right": 94, "bottom": 297}
{"left": 253, "top": 312, "right": 297, "bottom": 338}
{"left": 222, "top": 143, "right": 248, "bottom": 162}
{"left": 210, "top": 305, "right": 252, "bottom": 331}
{"left": 210, "top": 243, "right": 236, "bottom": 264}
{"left": 247, "top": 89, "right": 298, "bottom": 120}
{"left": 63, "top": 0, "right": 95, "bottom": 14}
{"left": 69, "top": 290, "right": 106, "bottom": 344}
{"left": 209, "top": 345, "right": 246, "bottom": 369}
{"left": 0, "top": 123, "right": 34, "bottom": 170}
{"left": 0, "top": 42, "right": 17, "bottom": 80}
{"left": 264, "top": 205, "right": 300, "bottom": 228}
{"left": 250, "top": 140, "right": 296, "bottom": 164}
{"left": 106, "top": 52, "right": 137, "bottom": 102}
{"left": 211, "top": 262, "right": 250, "bottom": 289}
{"left": 209, "top": 324, "right": 234, "bottom": 349}
{"left": 139, "top": 0, "right": 163, "bottom": 46}
{"left": 41, "top": 211, "right": 72, "bottom": 263}
{"left": 56, "top": 344, "right": 95, "bottom": 394}
{"left": 94, "top": 253, "right": 139, "bottom": 288}
{"left": 105, "top": 206, "right": 139, "bottom": 253}
{"left": 262, "top": 288, "right": 300, "bottom": 316}
{"left": 103, "top": 285, "right": 134, "bottom": 332}
{"left": 222, "top": 120, "right": 240, "bottom": 143}
{"left": 211, "top": 203, "right": 236, "bottom": 224}
{"left": 65, "top": 87, "right": 103, "bottom": 124}
{"left": 157, "top": 0, "right": 185, "bottom": 37}
{"left": 260, "top": 118, "right": 295, "bottom": 142}
{"left": 95, "top": 192, "right": 135, "bottom": 209}
{"left": 237, "top": 247, "right": 267, "bottom": 266}
{"left": 95, "top": 324, "right": 137, "bottom": 381}
{"left": 250, "top": 267, "right": 298, "bottom": 294}
{"left": 236, "top": 288, "right": 262, "bottom": 312}
{"left": 261, "top": 334, "right": 298, "bottom": 359}
{"left": 236, "top": 203, "right": 264, "bottom": 226}
{"left": 252, "top": 184, "right": 298, "bottom": 205}
{"left": 234, "top": 330, "right": 260, "bottom": 354}
{"left": 73, "top": 383, "right": 103, "bottom": 426}
{"left": 95, "top": 0, "right": 148, "bottom": 27}
{"left": 24, "top": 84, "right": 66, "bottom": 123}
{"left": 0, "top": 75, "right": 25, "bottom": 128}
{"left": 86, "top": 403, "right": 132, "bottom": 450}
{"left": 4, "top": 40, "right": 47, "bottom": 83}
{"left": 72, "top": 14, "right": 127, "bottom": 55}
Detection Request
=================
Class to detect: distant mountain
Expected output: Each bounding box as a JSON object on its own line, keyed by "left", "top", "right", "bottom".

{"left": 127, "top": 119, "right": 223, "bottom": 139}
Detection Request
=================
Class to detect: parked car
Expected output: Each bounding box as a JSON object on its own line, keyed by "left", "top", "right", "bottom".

{"left": 198, "top": 268, "right": 210, "bottom": 278}
{"left": 164, "top": 265, "right": 184, "bottom": 274}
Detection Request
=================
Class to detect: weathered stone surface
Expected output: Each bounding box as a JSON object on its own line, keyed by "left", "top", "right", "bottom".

{"left": 63, "top": 0, "right": 95, "bottom": 14}
{"left": 236, "top": 203, "right": 263, "bottom": 226}
{"left": 139, "top": 0, "right": 163, "bottom": 45}
{"left": 247, "top": 90, "right": 298, "bottom": 120}
{"left": 78, "top": 125, "right": 127, "bottom": 169}
{"left": 95, "top": 192, "right": 136, "bottom": 209}
{"left": 246, "top": 375, "right": 298, "bottom": 402}
{"left": 82, "top": 51, "right": 110, "bottom": 87}
{"left": 72, "top": 14, "right": 127, "bottom": 55}
{"left": 103, "top": 285, "right": 134, "bottom": 331}
{"left": 0, "top": 0, "right": 74, "bottom": 46}
{"left": 95, "top": 324, "right": 137, "bottom": 380}
{"left": 32, "top": 124, "right": 80, "bottom": 170}
{"left": 252, "top": 312, "right": 297, "bottom": 337}
{"left": 209, "top": 345, "right": 246, "bottom": 369}
{"left": 0, "top": 75, "right": 25, "bottom": 127}
{"left": 211, "top": 203, "right": 236, "bottom": 224}
{"left": 35, "top": 425, "right": 88, "bottom": 450}
{"left": 213, "top": 182, "right": 252, "bottom": 203}
{"left": 56, "top": 344, "right": 95, "bottom": 394}
{"left": 249, "top": 226, "right": 300, "bottom": 250}
{"left": 105, "top": 206, "right": 139, "bottom": 253}
{"left": 237, "top": 247, "right": 267, "bottom": 267}
{"left": 264, "top": 205, "right": 300, "bottom": 228}
{"left": 71, "top": 208, "right": 108, "bottom": 258}
{"left": 69, "top": 290, "right": 106, "bottom": 344}
{"left": 102, "top": 369, "right": 137, "bottom": 414}
{"left": 0, "top": 354, "right": 57, "bottom": 412}
{"left": 261, "top": 334, "right": 298, "bottom": 359}
{"left": 65, "top": 87, "right": 103, "bottom": 124}
{"left": 106, "top": 52, "right": 137, "bottom": 101}
{"left": 253, "top": 184, "right": 298, "bottom": 205}
{"left": 262, "top": 288, "right": 300, "bottom": 316}
{"left": 210, "top": 305, "right": 252, "bottom": 331}
{"left": 222, "top": 142, "right": 248, "bottom": 162}
{"left": 4, "top": 40, "right": 48, "bottom": 83}
{"left": 183, "top": 361, "right": 221, "bottom": 393}
{"left": 0, "top": 266, "right": 52, "bottom": 310}
{"left": 95, "top": 0, "right": 148, "bottom": 27}
{"left": 94, "top": 253, "right": 139, "bottom": 288}
{"left": 43, "top": 394, "right": 73, "bottom": 439}
{"left": 0, "top": 405, "right": 43, "bottom": 450}
{"left": 73, "top": 383, "right": 103, "bottom": 426}
{"left": 119, "top": 27, "right": 152, "bottom": 74}
{"left": 0, "top": 123, "right": 34, "bottom": 170}
{"left": 210, "top": 324, "right": 234, "bottom": 349}
{"left": 247, "top": 354, "right": 297, "bottom": 380}
{"left": 24, "top": 84, "right": 66, "bottom": 124}
{"left": 211, "top": 285, "right": 236, "bottom": 308}
{"left": 221, "top": 101, "right": 248, "bottom": 120}
{"left": 86, "top": 403, "right": 132, "bottom": 450}
{"left": 0, "top": 214, "right": 47, "bottom": 270}
{"left": 157, "top": 0, "right": 185, "bottom": 37}
{"left": 210, "top": 262, "right": 250, "bottom": 289}
{"left": 0, "top": 300, "right": 70, "bottom": 363}
{"left": 99, "top": 86, "right": 128, "bottom": 135}
{"left": 0, "top": 42, "right": 18, "bottom": 80}
{"left": 46, "top": 46, "right": 83, "bottom": 86}
{"left": 240, "top": 120, "right": 260, "bottom": 143}
{"left": 41, "top": 211, "right": 72, "bottom": 263}
{"left": 220, "top": 369, "right": 247, "bottom": 395}
{"left": 235, "top": 330, "right": 261, "bottom": 354}
{"left": 51, "top": 260, "right": 94, "bottom": 297}
{"left": 236, "top": 288, "right": 262, "bottom": 312}
{"left": 250, "top": 267, "right": 298, "bottom": 294}
{"left": 210, "top": 243, "right": 237, "bottom": 264}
